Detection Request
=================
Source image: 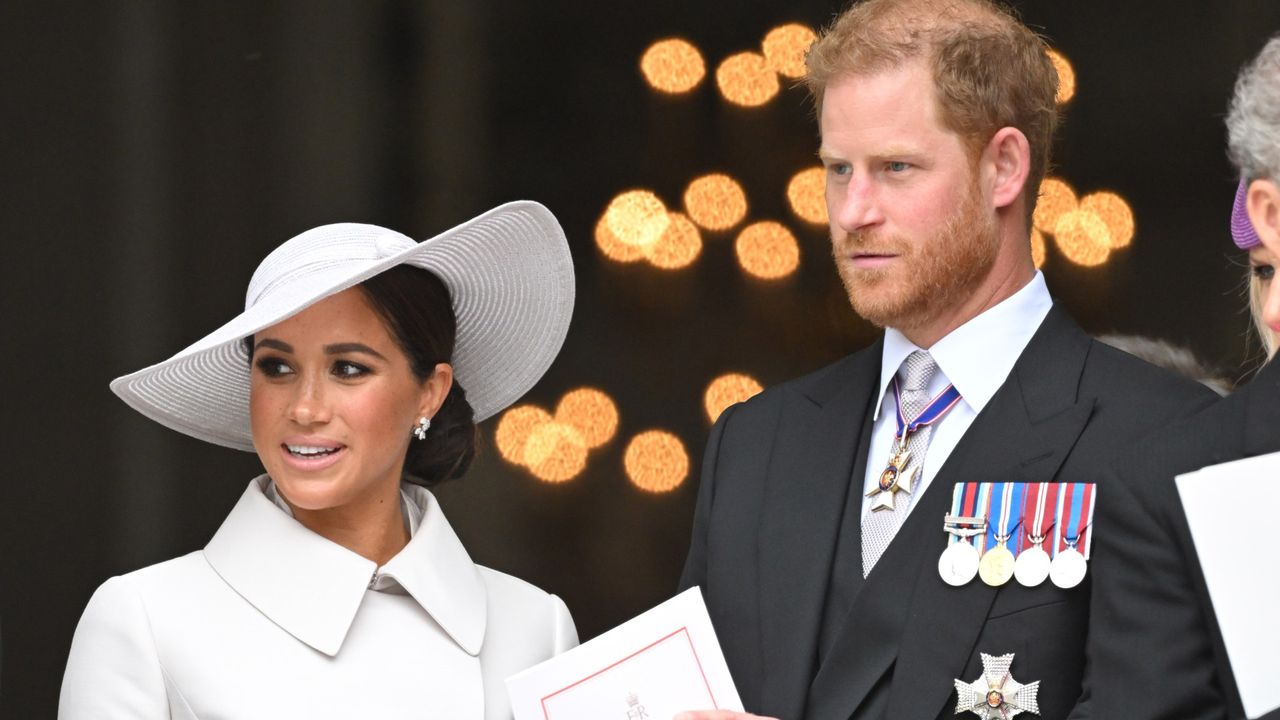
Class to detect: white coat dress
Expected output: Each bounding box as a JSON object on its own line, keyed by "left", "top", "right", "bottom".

{"left": 59, "top": 476, "right": 577, "bottom": 719}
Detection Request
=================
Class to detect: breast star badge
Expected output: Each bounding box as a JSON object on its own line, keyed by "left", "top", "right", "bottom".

{"left": 953, "top": 652, "right": 1040, "bottom": 719}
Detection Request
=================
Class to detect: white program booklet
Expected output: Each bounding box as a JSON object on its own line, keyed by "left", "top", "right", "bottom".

{"left": 1176, "top": 452, "right": 1280, "bottom": 719}
{"left": 506, "top": 587, "right": 744, "bottom": 720}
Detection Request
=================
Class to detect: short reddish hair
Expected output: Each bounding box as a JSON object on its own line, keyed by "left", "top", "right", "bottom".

{"left": 805, "top": 0, "right": 1059, "bottom": 226}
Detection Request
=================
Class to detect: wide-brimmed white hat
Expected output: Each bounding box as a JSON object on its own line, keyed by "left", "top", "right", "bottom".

{"left": 110, "top": 200, "right": 574, "bottom": 452}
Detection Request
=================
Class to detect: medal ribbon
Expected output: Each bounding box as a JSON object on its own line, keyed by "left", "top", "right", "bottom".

{"left": 948, "top": 482, "right": 986, "bottom": 547}
{"left": 892, "top": 378, "right": 963, "bottom": 446}
{"left": 1018, "top": 483, "right": 1059, "bottom": 554}
{"left": 984, "top": 482, "right": 1024, "bottom": 552}
{"left": 1054, "top": 483, "right": 1097, "bottom": 559}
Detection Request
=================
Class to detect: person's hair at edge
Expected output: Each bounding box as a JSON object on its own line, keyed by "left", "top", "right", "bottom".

{"left": 803, "top": 0, "right": 1060, "bottom": 230}
{"left": 1227, "top": 34, "right": 1280, "bottom": 360}
{"left": 243, "top": 265, "right": 477, "bottom": 487}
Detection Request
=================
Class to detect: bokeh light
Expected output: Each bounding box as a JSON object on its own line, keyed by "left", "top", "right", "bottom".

{"left": 704, "top": 373, "right": 764, "bottom": 424}
{"left": 716, "top": 52, "right": 781, "bottom": 107}
{"left": 736, "top": 221, "right": 800, "bottom": 280}
{"left": 595, "top": 213, "right": 646, "bottom": 263}
{"left": 761, "top": 23, "right": 817, "bottom": 79}
{"left": 1047, "top": 49, "right": 1076, "bottom": 105}
{"left": 684, "top": 173, "right": 748, "bottom": 231}
{"left": 1031, "top": 228, "right": 1047, "bottom": 269}
{"left": 1054, "top": 210, "right": 1112, "bottom": 267}
{"left": 1033, "top": 177, "right": 1078, "bottom": 234}
{"left": 1080, "top": 191, "right": 1135, "bottom": 248}
{"left": 640, "top": 38, "right": 707, "bottom": 94}
{"left": 523, "top": 421, "right": 589, "bottom": 483}
{"left": 787, "top": 167, "right": 828, "bottom": 224}
{"left": 644, "top": 212, "right": 703, "bottom": 269}
{"left": 495, "top": 405, "right": 553, "bottom": 466}
{"left": 554, "top": 387, "right": 619, "bottom": 449}
{"left": 605, "top": 190, "right": 671, "bottom": 249}
{"left": 624, "top": 430, "right": 690, "bottom": 493}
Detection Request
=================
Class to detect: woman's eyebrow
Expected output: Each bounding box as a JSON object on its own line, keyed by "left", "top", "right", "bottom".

{"left": 324, "top": 342, "right": 389, "bottom": 361}
{"left": 253, "top": 338, "right": 292, "bottom": 353}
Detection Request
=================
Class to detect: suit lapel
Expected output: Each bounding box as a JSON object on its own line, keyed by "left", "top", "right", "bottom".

{"left": 1244, "top": 358, "right": 1280, "bottom": 456}
{"left": 808, "top": 307, "right": 1097, "bottom": 719}
{"left": 757, "top": 344, "right": 881, "bottom": 719}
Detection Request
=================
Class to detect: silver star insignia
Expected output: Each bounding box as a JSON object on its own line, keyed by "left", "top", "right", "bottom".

{"left": 953, "top": 652, "right": 1040, "bottom": 719}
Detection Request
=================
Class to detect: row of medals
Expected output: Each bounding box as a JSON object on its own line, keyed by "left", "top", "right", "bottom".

{"left": 938, "top": 513, "right": 1088, "bottom": 590}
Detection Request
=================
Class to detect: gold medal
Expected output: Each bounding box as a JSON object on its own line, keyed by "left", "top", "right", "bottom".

{"left": 978, "top": 545, "right": 1015, "bottom": 586}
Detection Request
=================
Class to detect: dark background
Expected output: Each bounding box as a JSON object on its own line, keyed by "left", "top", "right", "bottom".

{"left": 3, "top": 1, "right": 1279, "bottom": 715}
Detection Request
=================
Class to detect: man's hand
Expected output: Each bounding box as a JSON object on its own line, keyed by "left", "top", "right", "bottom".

{"left": 675, "top": 707, "right": 773, "bottom": 712}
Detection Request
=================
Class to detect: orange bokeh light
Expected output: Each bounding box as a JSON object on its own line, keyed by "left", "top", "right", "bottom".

{"left": 494, "top": 405, "right": 553, "bottom": 467}
{"left": 762, "top": 24, "right": 817, "bottom": 79}
{"left": 640, "top": 38, "right": 707, "bottom": 94}
{"left": 704, "top": 373, "right": 764, "bottom": 424}
{"left": 683, "top": 173, "right": 748, "bottom": 231}
{"left": 624, "top": 430, "right": 690, "bottom": 493}
{"left": 1054, "top": 210, "right": 1111, "bottom": 267}
{"left": 1047, "top": 49, "right": 1076, "bottom": 105}
{"left": 787, "top": 167, "right": 828, "bottom": 224}
{"left": 716, "top": 52, "right": 780, "bottom": 107}
{"left": 736, "top": 221, "right": 800, "bottom": 280}
{"left": 644, "top": 212, "right": 703, "bottom": 270}
{"left": 605, "top": 190, "right": 670, "bottom": 249}
{"left": 554, "top": 388, "right": 619, "bottom": 449}
{"left": 595, "top": 213, "right": 645, "bottom": 263}
{"left": 523, "top": 421, "right": 589, "bottom": 483}
{"left": 1080, "top": 191, "right": 1135, "bottom": 249}
{"left": 1031, "top": 228, "right": 1047, "bottom": 269}
{"left": 1034, "top": 177, "right": 1078, "bottom": 235}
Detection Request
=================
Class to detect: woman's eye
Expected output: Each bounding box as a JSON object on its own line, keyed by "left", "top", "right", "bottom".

{"left": 1254, "top": 264, "right": 1275, "bottom": 282}
{"left": 332, "top": 360, "right": 371, "bottom": 379}
{"left": 254, "top": 357, "right": 293, "bottom": 377}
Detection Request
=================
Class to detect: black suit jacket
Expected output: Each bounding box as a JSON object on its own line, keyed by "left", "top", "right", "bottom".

{"left": 1090, "top": 358, "right": 1280, "bottom": 720}
{"left": 679, "top": 306, "right": 1216, "bottom": 720}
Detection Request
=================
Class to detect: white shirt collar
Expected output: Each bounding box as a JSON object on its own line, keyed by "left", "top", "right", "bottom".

{"left": 873, "top": 271, "right": 1052, "bottom": 420}
{"left": 203, "top": 476, "right": 487, "bottom": 658}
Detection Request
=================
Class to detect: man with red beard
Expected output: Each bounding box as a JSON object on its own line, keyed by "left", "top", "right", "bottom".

{"left": 676, "top": 2, "right": 1215, "bottom": 720}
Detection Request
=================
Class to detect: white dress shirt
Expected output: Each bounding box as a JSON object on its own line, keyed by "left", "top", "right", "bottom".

{"left": 60, "top": 476, "right": 577, "bottom": 719}
{"left": 860, "top": 271, "right": 1053, "bottom": 520}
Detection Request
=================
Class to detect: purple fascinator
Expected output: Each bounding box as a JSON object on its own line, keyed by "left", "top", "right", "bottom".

{"left": 1232, "top": 180, "right": 1262, "bottom": 250}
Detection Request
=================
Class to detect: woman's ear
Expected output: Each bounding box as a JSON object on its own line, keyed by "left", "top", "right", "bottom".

{"left": 1247, "top": 178, "right": 1280, "bottom": 250}
{"left": 418, "top": 363, "right": 454, "bottom": 420}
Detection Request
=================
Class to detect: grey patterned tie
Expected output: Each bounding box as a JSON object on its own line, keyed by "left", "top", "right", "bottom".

{"left": 862, "top": 350, "right": 942, "bottom": 576}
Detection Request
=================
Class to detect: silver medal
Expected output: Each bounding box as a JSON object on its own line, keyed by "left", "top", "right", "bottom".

{"left": 1013, "top": 546, "right": 1051, "bottom": 587}
{"left": 938, "top": 541, "right": 981, "bottom": 586}
{"left": 1049, "top": 547, "right": 1088, "bottom": 588}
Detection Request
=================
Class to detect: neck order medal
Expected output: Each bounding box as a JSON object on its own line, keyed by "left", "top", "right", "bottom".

{"left": 867, "top": 444, "right": 917, "bottom": 511}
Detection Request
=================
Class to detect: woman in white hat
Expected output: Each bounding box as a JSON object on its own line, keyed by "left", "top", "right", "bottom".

{"left": 59, "top": 202, "right": 578, "bottom": 719}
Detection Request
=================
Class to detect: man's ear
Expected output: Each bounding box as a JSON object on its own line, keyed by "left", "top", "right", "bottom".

{"left": 1247, "top": 178, "right": 1280, "bottom": 248}
{"left": 985, "top": 126, "right": 1032, "bottom": 211}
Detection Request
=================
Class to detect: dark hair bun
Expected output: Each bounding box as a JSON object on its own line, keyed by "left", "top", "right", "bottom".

{"left": 405, "top": 381, "right": 476, "bottom": 486}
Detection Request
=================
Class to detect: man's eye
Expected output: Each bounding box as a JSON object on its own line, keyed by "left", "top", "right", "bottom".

{"left": 886, "top": 161, "right": 910, "bottom": 173}
{"left": 827, "top": 163, "right": 851, "bottom": 177}
{"left": 254, "top": 358, "right": 293, "bottom": 377}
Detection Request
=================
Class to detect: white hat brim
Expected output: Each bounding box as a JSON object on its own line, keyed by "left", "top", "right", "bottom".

{"left": 110, "top": 200, "right": 574, "bottom": 451}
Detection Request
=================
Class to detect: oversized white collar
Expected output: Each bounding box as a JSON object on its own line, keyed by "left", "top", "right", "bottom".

{"left": 203, "top": 475, "right": 487, "bottom": 658}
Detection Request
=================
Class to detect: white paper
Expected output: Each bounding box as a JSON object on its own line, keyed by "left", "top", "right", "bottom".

{"left": 506, "top": 587, "right": 744, "bottom": 720}
{"left": 1177, "top": 452, "right": 1280, "bottom": 719}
